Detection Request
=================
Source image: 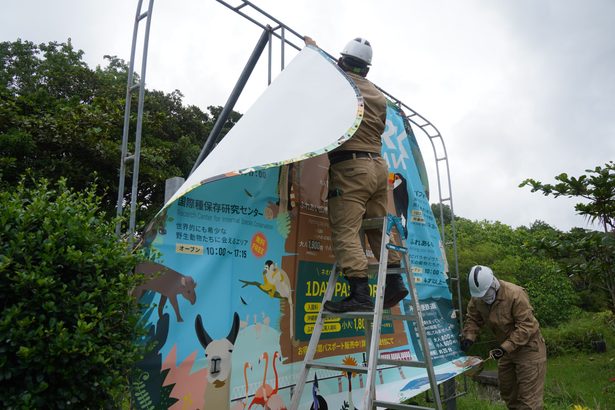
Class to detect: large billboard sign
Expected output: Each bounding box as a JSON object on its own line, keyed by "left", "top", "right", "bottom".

{"left": 132, "top": 46, "right": 475, "bottom": 409}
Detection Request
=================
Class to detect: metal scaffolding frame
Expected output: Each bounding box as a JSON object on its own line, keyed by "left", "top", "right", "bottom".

{"left": 117, "top": 0, "right": 465, "bottom": 406}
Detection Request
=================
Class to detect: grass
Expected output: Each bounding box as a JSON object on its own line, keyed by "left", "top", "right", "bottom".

{"left": 448, "top": 348, "right": 615, "bottom": 410}
{"left": 402, "top": 345, "right": 615, "bottom": 410}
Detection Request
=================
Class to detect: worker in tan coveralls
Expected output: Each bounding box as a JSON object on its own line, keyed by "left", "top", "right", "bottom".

{"left": 461, "top": 265, "right": 547, "bottom": 410}
{"left": 303, "top": 36, "right": 408, "bottom": 313}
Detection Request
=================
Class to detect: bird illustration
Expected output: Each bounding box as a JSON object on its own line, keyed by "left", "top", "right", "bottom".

{"left": 310, "top": 373, "right": 328, "bottom": 410}
{"left": 392, "top": 173, "right": 409, "bottom": 229}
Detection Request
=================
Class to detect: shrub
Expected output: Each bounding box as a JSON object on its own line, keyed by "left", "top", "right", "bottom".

{"left": 494, "top": 256, "right": 577, "bottom": 327}
{"left": 0, "top": 179, "right": 147, "bottom": 408}
{"left": 542, "top": 310, "right": 615, "bottom": 356}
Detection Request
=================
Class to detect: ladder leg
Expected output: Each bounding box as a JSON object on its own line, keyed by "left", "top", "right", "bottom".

{"left": 290, "top": 264, "right": 339, "bottom": 409}
{"left": 362, "top": 218, "right": 390, "bottom": 410}
{"left": 402, "top": 249, "right": 443, "bottom": 410}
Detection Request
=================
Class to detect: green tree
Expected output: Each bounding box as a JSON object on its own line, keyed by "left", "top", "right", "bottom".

{"left": 0, "top": 39, "right": 240, "bottom": 226}
{"left": 520, "top": 162, "right": 615, "bottom": 311}
{"left": 520, "top": 161, "right": 615, "bottom": 233}
{"left": 0, "top": 178, "right": 148, "bottom": 407}
{"left": 447, "top": 217, "right": 576, "bottom": 325}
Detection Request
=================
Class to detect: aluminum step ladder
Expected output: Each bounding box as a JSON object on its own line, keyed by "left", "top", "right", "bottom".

{"left": 290, "top": 215, "right": 443, "bottom": 410}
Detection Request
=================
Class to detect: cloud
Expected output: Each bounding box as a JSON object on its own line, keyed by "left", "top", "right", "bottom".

{"left": 2, "top": 0, "right": 613, "bottom": 231}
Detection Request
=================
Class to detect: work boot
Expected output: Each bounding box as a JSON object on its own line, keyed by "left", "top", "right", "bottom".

{"left": 383, "top": 271, "right": 409, "bottom": 309}
{"left": 324, "top": 277, "right": 374, "bottom": 313}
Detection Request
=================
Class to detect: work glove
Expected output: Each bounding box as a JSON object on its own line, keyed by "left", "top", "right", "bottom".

{"left": 460, "top": 338, "right": 474, "bottom": 352}
{"left": 489, "top": 346, "right": 505, "bottom": 360}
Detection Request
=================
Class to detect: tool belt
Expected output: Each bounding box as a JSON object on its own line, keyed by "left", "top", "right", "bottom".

{"left": 328, "top": 150, "right": 380, "bottom": 165}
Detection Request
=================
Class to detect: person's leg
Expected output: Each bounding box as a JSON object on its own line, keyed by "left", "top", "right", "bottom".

{"left": 325, "top": 159, "right": 374, "bottom": 313}
{"left": 498, "top": 356, "right": 519, "bottom": 409}
{"left": 514, "top": 340, "right": 547, "bottom": 409}
{"left": 364, "top": 158, "right": 407, "bottom": 309}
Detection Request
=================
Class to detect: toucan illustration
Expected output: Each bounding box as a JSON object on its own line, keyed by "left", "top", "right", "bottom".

{"left": 393, "top": 173, "right": 409, "bottom": 228}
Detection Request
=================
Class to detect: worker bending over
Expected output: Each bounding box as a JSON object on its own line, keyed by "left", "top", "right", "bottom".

{"left": 461, "top": 265, "right": 547, "bottom": 410}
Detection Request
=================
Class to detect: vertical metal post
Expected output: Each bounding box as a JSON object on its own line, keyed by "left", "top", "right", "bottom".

{"left": 189, "top": 26, "right": 271, "bottom": 175}
{"left": 268, "top": 29, "right": 273, "bottom": 85}
{"left": 280, "top": 27, "right": 285, "bottom": 70}
{"left": 128, "top": 0, "right": 155, "bottom": 237}
{"left": 115, "top": 0, "right": 155, "bottom": 238}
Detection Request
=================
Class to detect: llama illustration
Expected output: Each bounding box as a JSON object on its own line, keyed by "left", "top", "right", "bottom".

{"left": 195, "top": 312, "right": 240, "bottom": 409}
{"left": 248, "top": 352, "right": 274, "bottom": 409}
{"left": 265, "top": 351, "right": 287, "bottom": 410}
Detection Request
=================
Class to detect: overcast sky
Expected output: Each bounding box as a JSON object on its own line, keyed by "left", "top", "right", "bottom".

{"left": 2, "top": 0, "right": 614, "bottom": 231}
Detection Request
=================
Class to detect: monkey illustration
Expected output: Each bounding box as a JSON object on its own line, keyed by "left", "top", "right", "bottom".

{"left": 262, "top": 260, "right": 294, "bottom": 340}
{"left": 133, "top": 261, "right": 197, "bottom": 322}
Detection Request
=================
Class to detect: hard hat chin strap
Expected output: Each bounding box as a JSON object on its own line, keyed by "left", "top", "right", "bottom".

{"left": 338, "top": 57, "right": 370, "bottom": 77}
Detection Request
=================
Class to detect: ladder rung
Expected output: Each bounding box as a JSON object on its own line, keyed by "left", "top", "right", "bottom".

{"left": 130, "top": 83, "right": 141, "bottom": 92}
{"left": 367, "top": 265, "right": 404, "bottom": 275}
{"left": 436, "top": 157, "right": 446, "bottom": 161}
{"left": 361, "top": 217, "right": 385, "bottom": 230}
{"left": 373, "top": 400, "right": 435, "bottom": 410}
{"left": 306, "top": 360, "right": 367, "bottom": 374}
{"left": 322, "top": 312, "right": 417, "bottom": 321}
{"left": 378, "top": 358, "right": 426, "bottom": 368}
{"left": 123, "top": 154, "right": 135, "bottom": 163}
{"left": 440, "top": 197, "right": 451, "bottom": 202}
{"left": 386, "top": 313, "right": 417, "bottom": 321}
{"left": 137, "top": 11, "right": 149, "bottom": 21}
{"left": 386, "top": 243, "right": 408, "bottom": 253}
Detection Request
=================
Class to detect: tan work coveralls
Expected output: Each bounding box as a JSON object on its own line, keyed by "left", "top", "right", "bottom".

{"left": 463, "top": 280, "right": 547, "bottom": 410}
{"left": 327, "top": 72, "right": 400, "bottom": 279}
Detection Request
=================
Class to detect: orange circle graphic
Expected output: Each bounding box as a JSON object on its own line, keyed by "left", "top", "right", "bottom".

{"left": 250, "top": 232, "right": 267, "bottom": 258}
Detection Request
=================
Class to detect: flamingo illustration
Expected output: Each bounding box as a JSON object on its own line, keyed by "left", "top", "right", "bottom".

{"left": 248, "top": 352, "right": 273, "bottom": 409}
{"left": 265, "top": 351, "right": 286, "bottom": 409}
{"left": 231, "top": 362, "right": 252, "bottom": 410}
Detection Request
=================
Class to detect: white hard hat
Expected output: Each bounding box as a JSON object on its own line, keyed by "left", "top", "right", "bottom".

{"left": 341, "top": 37, "right": 373, "bottom": 65}
{"left": 468, "top": 265, "right": 494, "bottom": 297}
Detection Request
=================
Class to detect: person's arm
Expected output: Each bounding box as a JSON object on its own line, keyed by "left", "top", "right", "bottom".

{"left": 500, "top": 290, "right": 540, "bottom": 353}
{"left": 462, "top": 298, "right": 484, "bottom": 342}
{"left": 303, "top": 36, "right": 318, "bottom": 47}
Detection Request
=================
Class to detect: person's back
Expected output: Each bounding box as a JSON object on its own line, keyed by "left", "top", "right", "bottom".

{"left": 335, "top": 71, "right": 386, "bottom": 154}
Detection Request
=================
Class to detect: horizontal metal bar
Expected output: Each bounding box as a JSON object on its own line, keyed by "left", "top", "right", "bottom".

{"left": 130, "top": 83, "right": 140, "bottom": 91}
{"left": 373, "top": 400, "right": 434, "bottom": 410}
{"left": 137, "top": 11, "right": 149, "bottom": 21}
{"left": 306, "top": 361, "right": 367, "bottom": 374}
{"left": 123, "top": 154, "right": 135, "bottom": 163}
{"left": 378, "top": 358, "right": 426, "bottom": 368}
{"left": 442, "top": 390, "right": 468, "bottom": 402}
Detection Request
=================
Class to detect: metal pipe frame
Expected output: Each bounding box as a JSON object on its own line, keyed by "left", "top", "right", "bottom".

{"left": 117, "top": 0, "right": 466, "bottom": 401}
{"left": 214, "top": 0, "right": 464, "bottom": 374}
{"left": 116, "top": 0, "right": 155, "bottom": 238}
